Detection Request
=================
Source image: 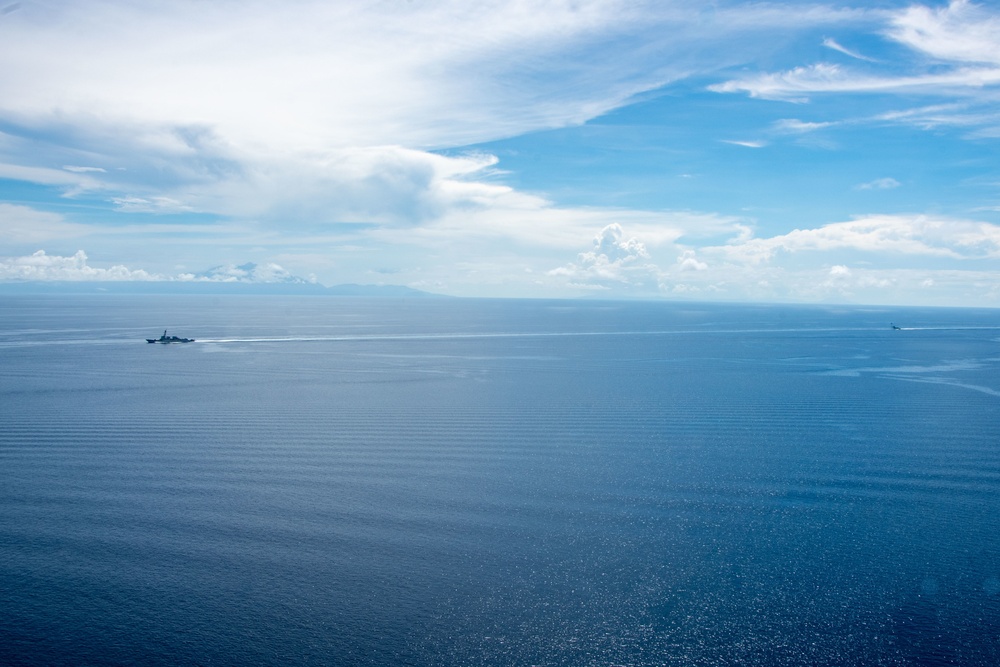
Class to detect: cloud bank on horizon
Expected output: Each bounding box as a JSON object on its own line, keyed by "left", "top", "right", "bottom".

{"left": 2, "top": 0, "right": 1000, "bottom": 305}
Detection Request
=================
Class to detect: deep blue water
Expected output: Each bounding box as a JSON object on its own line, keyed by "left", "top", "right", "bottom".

{"left": 2, "top": 295, "right": 1000, "bottom": 666}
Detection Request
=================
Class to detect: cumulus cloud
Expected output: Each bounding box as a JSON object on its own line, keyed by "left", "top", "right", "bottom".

{"left": 549, "top": 223, "right": 660, "bottom": 289}
{"left": 677, "top": 250, "right": 708, "bottom": 271}
{"left": 813, "top": 265, "right": 894, "bottom": 300}
{"left": 183, "top": 262, "right": 315, "bottom": 284}
{"left": 538, "top": 214, "right": 1000, "bottom": 303}
{"left": 451, "top": 224, "right": 1000, "bottom": 302}
{"left": 0, "top": 251, "right": 318, "bottom": 284}
{"left": 712, "top": 214, "right": 1000, "bottom": 264}
{"left": 659, "top": 262, "right": 1000, "bottom": 306}
{"left": 417, "top": 195, "right": 736, "bottom": 253}
{"left": 0, "top": 250, "right": 158, "bottom": 281}
{"left": 588, "top": 223, "right": 650, "bottom": 263}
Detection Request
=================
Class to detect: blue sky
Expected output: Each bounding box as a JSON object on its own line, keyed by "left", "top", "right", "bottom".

{"left": 2, "top": 0, "right": 1000, "bottom": 305}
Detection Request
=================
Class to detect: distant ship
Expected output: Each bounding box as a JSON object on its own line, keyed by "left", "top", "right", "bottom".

{"left": 891, "top": 323, "right": 902, "bottom": 330}
{"left": 147, "top": 330, "right": 195, "bottom": 344}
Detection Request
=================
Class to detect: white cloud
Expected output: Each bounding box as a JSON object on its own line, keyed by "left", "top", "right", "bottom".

{"left": 408, "top": 187, "right": 740, "bottom": 253}
{"left": 111, "top": 196, "right": 194, "bottom": 214}
{"left": 822, "top": 37, "right": 876, "bottom": 62}
{"left": 589, "top": 223, "right": 650, "bottom": 263}
{"left": 709, "top": 63, "right": 1000, "bottom": 101}
{"left": 0, "top": 203, "right": 93, "bottom": 244}
{"left": 0, "top": 251, "right": 318, "bottom": 284}
{"left": 181, "top": 261, "right": 315, "bottom": 284}
{"left": 872, "top": 103, "right": 990, "bottom": 130}
{"left": 0, "top": 163, "right": 103, "bottom": 192}
{"left": 0, "top": 0, "right": 872, "bottom": 229}
{"left": 549, "top": 223, "right": 660, "bottom": 289}
{"left": 887, "top": 0, "right": 1000, "bottom": 66}
{"left": 677, "top": 250, "right": 708, "bottom": 271}
{"left": 856, "top": 177, "right": 901, "bottom": 190}
{"left": 711, "top": 214, "right": 1000, "bottom": 264}
{"left": 214, "top": 147, "right": 504, "bottom": 225}
{"left": 27, "top": 144, "right": 511, "bottom": 225}
{"left": 0, "top": 0, "right": 694, "bottom": 153}
{"left": 0, "top": 1, "right": 702, "bottom": 233}
{"left": 712, "top": 2, "right": 1000, "bottom": 104}
{"left": 3, "top": 1, "right": 997, "bottom": 308}
{"left": 772, "top": 119, "right": 836, "bottom": 134}
{"left": 0, "top": 250, "right": 159, "bottom": 281}
{"left": 63, "top": 165, "right": 106, "bottom": 174}
{"left": 658, "top": 263, "right": 1000, "bottom": 306}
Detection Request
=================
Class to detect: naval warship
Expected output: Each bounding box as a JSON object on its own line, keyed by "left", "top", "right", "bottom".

{"left": 146, "top": 330, "right": 195, "bottom": 344}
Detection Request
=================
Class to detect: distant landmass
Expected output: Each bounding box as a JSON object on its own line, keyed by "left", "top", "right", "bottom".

{"left": 0, "top": 281, "right": 441, "bottom": 297}
{"left": 0, "top": 259, "right": 442, "bottom": 297}
{"left": 324, "top": 283, "right": 436, "bottom": 297}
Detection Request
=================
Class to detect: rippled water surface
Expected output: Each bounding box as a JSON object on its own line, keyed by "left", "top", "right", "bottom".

{"left": 2, "top": 295, "right": 1000, "bottom": 665}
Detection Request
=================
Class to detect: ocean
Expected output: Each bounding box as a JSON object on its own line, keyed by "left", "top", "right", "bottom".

{"left": 2, "top": 294, "right": 999, "bottom": 666}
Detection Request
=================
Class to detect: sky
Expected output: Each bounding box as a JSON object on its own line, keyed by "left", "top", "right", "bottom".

{"left": 2, "top": 0, "right": 1000, "bottom": 305}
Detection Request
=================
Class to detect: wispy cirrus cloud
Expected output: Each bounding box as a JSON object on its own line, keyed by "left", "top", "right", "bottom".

{"left": 63, "top": 165, "right": 107, "bottom": 174}
{"left": 872, "top": 102, "right": 991, "bottom": 129}
{"left": 712, "top": 1, "right": 1000, "bottom": 104}
{"left": 709, "top": 63, "right": 1000, "bottom": 101}
{"left": 0, "top": 204, "right": 93, "bottom": 244}
{"left": 822, "top": 37, "right": 876, "bottom": 62}
{"left": 720, "top": 139, "right": 767, "bottom": 148}
{"left": 112, "top": 196, "right": 194, "bottom": 214}
{"left": 856, "top": 177, "right": 901, "bottom": 190}
{"left": 772, "top": 118, "right": 837, "bottom": 134}
{"left": 0, "top": 163, "right": 104, "bottom": 193}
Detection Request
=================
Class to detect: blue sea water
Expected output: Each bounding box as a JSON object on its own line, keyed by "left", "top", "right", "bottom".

{"left": 2, "top": 295, "right": 1000, "bottom": 666}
